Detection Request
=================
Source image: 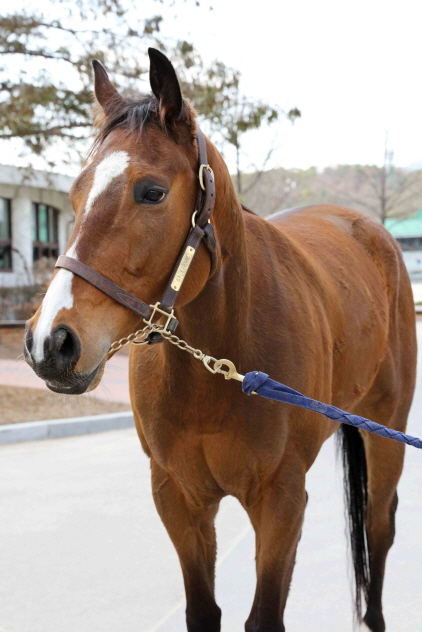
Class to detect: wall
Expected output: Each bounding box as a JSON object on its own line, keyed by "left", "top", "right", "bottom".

{"left": 0, "top": 166, "right": 74, "bottom": 288}
{"left": 402, "top": 250, "right": 422, "bottom": 282}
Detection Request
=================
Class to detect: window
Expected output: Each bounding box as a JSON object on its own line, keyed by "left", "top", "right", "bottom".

{"left": 396, "top": 236, "right": 422, "bottom": 252}
{"left": 0, "top": 198, "right": 12, "bottom": 271}
{"left": 32, "top": 203, "right": 59, "bottom": 261}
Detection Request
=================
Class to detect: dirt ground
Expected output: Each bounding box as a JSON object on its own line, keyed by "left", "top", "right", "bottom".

{"left": 0, "top": 385, "right": 129, "bottom": 424}
{"left": 0, "top": 327, "right": 25, "bottom": 361}
{"left": 0, "top": 327, "right": 130, "bottom": 424}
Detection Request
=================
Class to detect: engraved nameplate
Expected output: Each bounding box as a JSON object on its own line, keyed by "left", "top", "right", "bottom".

{"left": 171, "top": 246, "right": 196, "bottom": 291}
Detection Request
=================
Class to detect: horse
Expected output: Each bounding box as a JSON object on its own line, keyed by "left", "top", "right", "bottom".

{"left": 24, "top": 48, "right": 417, "bottom": 632}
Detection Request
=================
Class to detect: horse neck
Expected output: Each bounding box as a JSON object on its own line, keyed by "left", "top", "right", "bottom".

{"left": 173, "top": 139, "right": 250, "bottom": 357}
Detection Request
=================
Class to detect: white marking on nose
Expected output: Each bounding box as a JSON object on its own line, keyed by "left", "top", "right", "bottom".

{"left": 32, "top": 151, "right": 130, "bottom": 362}
{"left": 32, "top": 269, "right": 74, "bottom": 363}
{"left": 360, "top": 624, "right": 372, "bottom": 631}
{"left": 84, "top": 151, "right": 130, "bottom": 216}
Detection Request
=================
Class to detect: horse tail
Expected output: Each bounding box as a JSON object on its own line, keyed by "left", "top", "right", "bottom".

{"left": 336, "top": 424, "right": 370, "bottom": 621}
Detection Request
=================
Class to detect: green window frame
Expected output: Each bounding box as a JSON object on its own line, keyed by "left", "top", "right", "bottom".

{"left": 0, "top": 198, "right": 12, "bottom": 272}
{"left": 32, "top": 203, "right": 59, "bottom": 261}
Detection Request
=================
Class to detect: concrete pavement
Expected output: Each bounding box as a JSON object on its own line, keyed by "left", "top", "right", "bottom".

{"left": 0, "top": 411, "right": 134, "bottom": 444}
{"left": 1, "top": 322, "right": 422, "bottom": 631}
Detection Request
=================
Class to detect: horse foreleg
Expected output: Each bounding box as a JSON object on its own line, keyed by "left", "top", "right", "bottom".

{"left": 244, "top": 462, "right": 307, "bottom": 632}
{"left": 150, "top": 459, "right": 222, "bottom": 632}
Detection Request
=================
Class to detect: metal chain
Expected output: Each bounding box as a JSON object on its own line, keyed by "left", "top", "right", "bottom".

{"left": 160, "top": 329, "right": 205, "bottom": 359}
{"left": 108, "top": 325, "right": 245, "bottom": 382}
{"left": 107, "top": 325, "right": 154, "bottom": 353}
{"left": 107, "top": 324, "right": 205, "bottom": 359}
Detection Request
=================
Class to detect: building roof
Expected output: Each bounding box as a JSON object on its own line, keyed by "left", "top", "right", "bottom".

{"left": 0, "top": 164, "right": 73, "bottom": 193}
{"left": 385, "top": 210, "right": 422, "bottom": 238}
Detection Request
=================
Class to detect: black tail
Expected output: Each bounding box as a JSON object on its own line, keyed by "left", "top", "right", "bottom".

{"left": 337, "top": 424, "right": 370, "bottom": 621}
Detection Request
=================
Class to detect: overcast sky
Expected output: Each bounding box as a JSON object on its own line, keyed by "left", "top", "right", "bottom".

{"left": 163, "top": 0, "right": 422, "bottom": 172}
{"left": 3, "top": 0, "right": 422, "bottom": 174}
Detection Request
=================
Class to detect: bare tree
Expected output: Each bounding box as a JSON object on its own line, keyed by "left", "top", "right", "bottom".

{"left": 240, "top": 154, "right": 422, "bottom": 221}
{"left": 0, "top": 4, "right": 294, "bottom": 172}
{"left": 320, "top": 138, "right": 422, "bottom": 224}
{"left": 239, "top": 166, "right": 302, "bottom": 217}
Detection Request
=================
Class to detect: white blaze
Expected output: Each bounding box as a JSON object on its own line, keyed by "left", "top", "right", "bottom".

{"left": 32, "top": 151, "right": 130, "bottom": 361}
{"left": 84, "top": 151, "right": 130, "bottom": 216}
{"left": 66, "top": 240, "right": 78, "bottom": 259}
{"left": 32, "top": 269, "right": 74, "bottom": 362}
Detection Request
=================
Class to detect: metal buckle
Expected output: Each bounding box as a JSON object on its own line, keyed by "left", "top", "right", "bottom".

{"left": 144, "top": 302, "right": 177, "bottom": 332}
{"left": 199, "top": 164, "right": 214, "bottom": 191}
{"left": 191, "top": 210, "right": 211, "bottom": 228}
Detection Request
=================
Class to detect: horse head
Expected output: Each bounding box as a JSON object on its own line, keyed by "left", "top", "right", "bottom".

{"left": 24, "top": 49, "right": 217, "bottom": 394}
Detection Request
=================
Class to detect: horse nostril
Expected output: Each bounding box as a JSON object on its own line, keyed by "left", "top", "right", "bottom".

{"left": 53, "top": 329, "right": 68, "bottom": 353}
{"left": 50, "top": 327, "right": 81, "bottom": 369}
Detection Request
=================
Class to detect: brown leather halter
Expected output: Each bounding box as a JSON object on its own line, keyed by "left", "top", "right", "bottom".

{"left": 55, "top": 127, "right": 217, "bottom": 343}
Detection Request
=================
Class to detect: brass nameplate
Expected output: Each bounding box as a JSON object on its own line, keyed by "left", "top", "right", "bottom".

{"left": 171, "top": 246, "right": 196, "bottom": 291}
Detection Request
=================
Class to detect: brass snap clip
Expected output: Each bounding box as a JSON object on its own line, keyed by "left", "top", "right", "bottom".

{"left": 202, "top": 356, "right": 245, "bottom": 382}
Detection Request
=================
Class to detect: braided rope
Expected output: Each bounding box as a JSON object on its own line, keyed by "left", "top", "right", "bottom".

{"left": 242, "top": 372, "right": 422, "bottom": 449}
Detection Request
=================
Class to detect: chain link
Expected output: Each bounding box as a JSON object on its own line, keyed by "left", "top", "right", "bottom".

{"left": 159, "top": 328, "right": 205, "bottom": 360}
{"left": 107, "top": 325, "right": 153, "bottom": 353}
{"left": 107, "top": 324, "right": 205, "bottom": 360}
{"left": 108, "top": 324, "right": 245, "bottom": 382}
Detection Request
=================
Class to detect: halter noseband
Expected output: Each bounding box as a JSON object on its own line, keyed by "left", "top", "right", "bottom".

{"left": 55, "top": 127, "right": 216, "bottom": 343}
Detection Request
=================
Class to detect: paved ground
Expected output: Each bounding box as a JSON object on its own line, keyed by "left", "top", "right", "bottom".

{"left": 0, "top": 353, "right": 130, "bottom": 404}
{"left": 1, "top": 323, "right": 422, "bottom": 631}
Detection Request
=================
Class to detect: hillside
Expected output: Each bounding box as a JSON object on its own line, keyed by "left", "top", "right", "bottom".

{"left": 239, "top": 164, "right": 422, "bottom": 222}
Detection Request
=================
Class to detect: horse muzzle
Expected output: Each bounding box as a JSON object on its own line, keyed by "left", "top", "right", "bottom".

{"left": 24, "top": 324, "right": 102, "bottom": 395}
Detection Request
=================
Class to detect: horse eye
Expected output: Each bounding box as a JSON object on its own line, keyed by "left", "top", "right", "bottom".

{"left": 144, "top": 189, "right": 166, "bottom": 203}
{"left": 134, "top": 180, "right": 168, "bottom": 205}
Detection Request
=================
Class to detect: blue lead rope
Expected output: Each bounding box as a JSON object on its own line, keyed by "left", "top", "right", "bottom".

{"left": 242, "top": 371, "right": 422, "bottom": 450}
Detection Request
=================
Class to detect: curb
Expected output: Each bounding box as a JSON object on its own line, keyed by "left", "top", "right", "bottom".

{"left": 0, "top": 411, "right": 134, "bottom": 445}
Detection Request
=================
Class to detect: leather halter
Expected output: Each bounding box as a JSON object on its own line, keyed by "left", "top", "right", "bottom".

{"left": 55, "top": 127, "right": 216, "bottom": 341}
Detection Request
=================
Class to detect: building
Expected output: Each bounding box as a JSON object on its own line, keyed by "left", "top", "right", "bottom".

{"left": 0, "top": 165, "right": 74, "bottom": 288}
{"left": 385, "top": 211, "right": 422, "bottom": 282}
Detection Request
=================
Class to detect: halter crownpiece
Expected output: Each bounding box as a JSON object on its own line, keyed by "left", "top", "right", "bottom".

{"left": 55, "top": 126, "right": 216, "bottom": 341}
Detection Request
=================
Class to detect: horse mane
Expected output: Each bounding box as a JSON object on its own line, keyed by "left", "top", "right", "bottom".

{"left": 91, "top": 93, "right": 197, "bottom": 154}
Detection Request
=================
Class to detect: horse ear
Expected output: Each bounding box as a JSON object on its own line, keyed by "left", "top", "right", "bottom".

{"left": 148, "top": 48, "right": 183, "bottom": 122}
{"left": 92, "top": 59, "right": 121, "bottom": 112}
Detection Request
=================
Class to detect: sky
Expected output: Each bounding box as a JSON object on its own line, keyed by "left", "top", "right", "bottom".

{"left": 162, "top": 0, "right": 422, "bottom": 172}
{"left": 2, "top": 0, "right": 422, "bottom": 175}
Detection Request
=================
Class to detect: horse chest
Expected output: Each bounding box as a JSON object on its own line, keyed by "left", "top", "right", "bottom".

{"left": 136, "top": 404, "right": 287, "bottom": 504}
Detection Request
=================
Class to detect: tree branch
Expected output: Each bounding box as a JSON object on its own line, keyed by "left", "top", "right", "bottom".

{"left": 0, "top": 124, "right": 92, "bottom": 139}
{"left": 242, "top": 144, "right": 277, "bottom": 195}
{"left": 0, "top": 49, "right": 74, "bottom": 63}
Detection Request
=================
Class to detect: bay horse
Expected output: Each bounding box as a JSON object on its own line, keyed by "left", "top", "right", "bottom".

{"left": 24, "top": 48, "right": 416, "bottom": 632}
